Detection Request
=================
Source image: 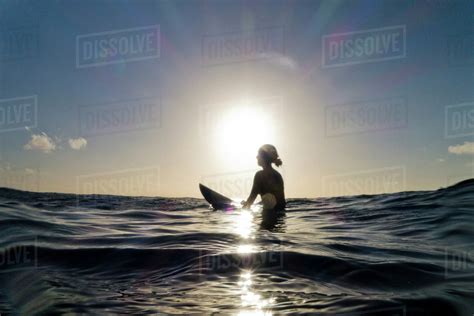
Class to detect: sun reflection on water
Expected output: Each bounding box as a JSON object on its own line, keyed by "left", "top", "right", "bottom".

{"left": 237, "top": 244, "right": 257, "bottom": 254}
{"left": 230, "top": 207, "right": 274, "bottom": 315}
{"left": 237, "top": 271, "right": 274, "bottom": 316}
{"left": 232, "top": 208, "right": 257, "bottom": 239}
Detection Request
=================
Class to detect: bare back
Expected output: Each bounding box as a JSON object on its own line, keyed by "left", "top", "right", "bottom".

{"left": 250, "top": 168, "right": 285, "bottom": 210}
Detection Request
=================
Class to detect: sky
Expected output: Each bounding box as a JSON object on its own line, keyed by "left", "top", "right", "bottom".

{"left": 0, "top": 0, "right": 473, "bottom": 198}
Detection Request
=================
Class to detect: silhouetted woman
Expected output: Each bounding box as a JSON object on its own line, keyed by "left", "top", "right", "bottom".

{"left": 242, "top": 144, "right": 285, "bottom": 212}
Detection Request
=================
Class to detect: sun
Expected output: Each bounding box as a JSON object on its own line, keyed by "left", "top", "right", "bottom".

{"left": 214, "top": 101, "right": 276, "bottom": 166}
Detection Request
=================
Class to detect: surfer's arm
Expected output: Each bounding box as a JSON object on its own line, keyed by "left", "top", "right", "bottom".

{"left": 242, "top": 173, "right": 260, "bottom": 208}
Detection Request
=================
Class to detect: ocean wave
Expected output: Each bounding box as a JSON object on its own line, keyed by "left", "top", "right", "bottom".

{"left": 0, "top": 179, "right": 473, "bottom": 314}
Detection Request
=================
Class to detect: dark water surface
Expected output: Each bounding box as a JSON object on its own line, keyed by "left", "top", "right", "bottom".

{"left": 1, "top": 180, "right": 474, "bottom": 315}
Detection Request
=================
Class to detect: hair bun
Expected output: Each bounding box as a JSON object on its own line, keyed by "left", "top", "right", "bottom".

{"left": 274, "top": 157, "right": 282, "bottom": 167}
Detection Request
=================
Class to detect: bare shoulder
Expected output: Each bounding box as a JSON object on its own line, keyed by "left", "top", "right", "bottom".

{"left": 255, "top": 170, "right": 264, "bottom": 178}
{"left": 272, "top": 168, "right": 283, "bottom": 178}
{"left": 254, "top": 170, "right": 263, "bottom": 179}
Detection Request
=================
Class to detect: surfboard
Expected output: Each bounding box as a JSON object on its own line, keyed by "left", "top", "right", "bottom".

{"left": 199, "top": 183, "right": 236, "bottom": 210}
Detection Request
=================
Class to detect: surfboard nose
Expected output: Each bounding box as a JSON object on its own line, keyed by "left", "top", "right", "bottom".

{"left": 199, "top": 183, "right": 234, "bottom": 210}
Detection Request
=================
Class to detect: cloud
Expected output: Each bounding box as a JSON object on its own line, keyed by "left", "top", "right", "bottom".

{"left": 25, "top": 168, "right": 37, "bottom": 174}
{"left": 24, "top": 133, "right": 56, "bottom": 153}
{"left": 68, "top": 137, "right": 87, "bottom": 150}
{"left": 259, "top": 52, "right": 299, "bottom": 71}
{"left": 448, "top": 142, "right": 474, "bottom": 155}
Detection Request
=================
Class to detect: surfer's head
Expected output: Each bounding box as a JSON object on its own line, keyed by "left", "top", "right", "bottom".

{"left": 257, "top": 144, "right": 282, "bottom": 167}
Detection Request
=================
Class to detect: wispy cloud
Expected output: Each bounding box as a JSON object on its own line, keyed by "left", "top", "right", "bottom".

{"left": 448, "top": 142, "right": 474, "bottom": 155}
{"left": 68, "top": 137, "right": 87, "bottom": 150}
{"left": 24, "top": 133, "right": 56, "bottom": 153}
{"left": 24, "top": 168, "right": 37, "bottom": 174}
{"left": 260, "top": 52, "right": 299, "bottom": 71}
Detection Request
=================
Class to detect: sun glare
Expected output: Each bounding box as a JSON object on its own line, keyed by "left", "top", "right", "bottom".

{"left": 215, "top": 101, "right": 276, "bottom": 166}
{"left": 232, "top": 209, "right": 255, "bottom": 239}
{"left": 238, "top": 271, "right": 275, "bottom": 316}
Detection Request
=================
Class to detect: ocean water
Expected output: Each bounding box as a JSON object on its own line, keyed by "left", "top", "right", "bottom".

{"left": 1, "top": 180, "right": 474, "bottom": 315}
